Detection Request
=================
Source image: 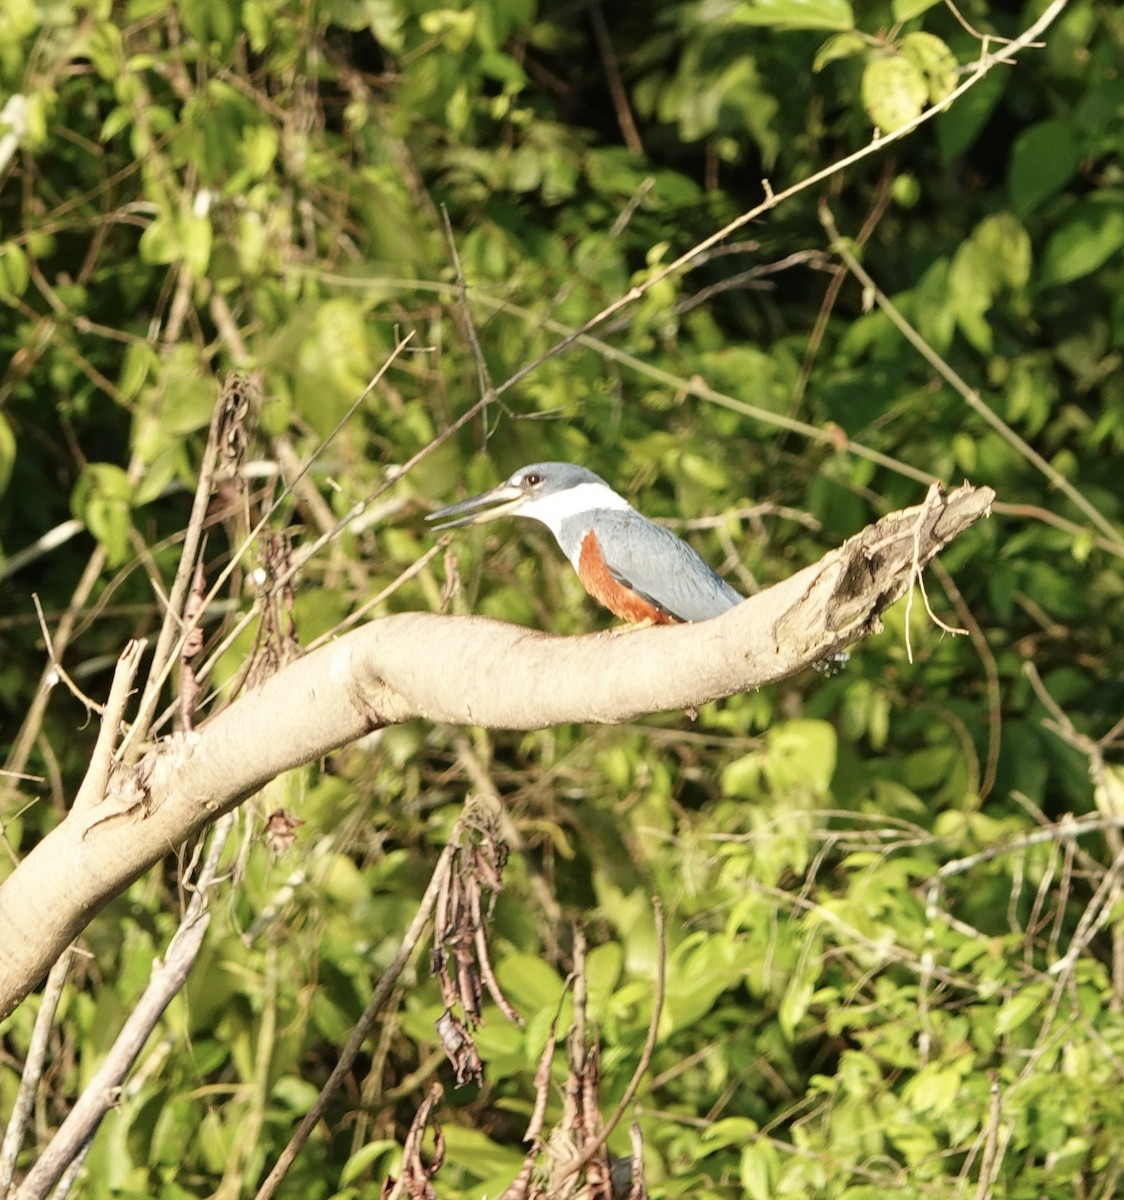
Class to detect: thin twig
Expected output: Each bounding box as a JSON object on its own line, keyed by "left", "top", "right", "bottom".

{"left": 3, "top": 546, "right": 107, "bottom": 815}
{"left": 929, "top": 559, "right": 1001, "bottom": 799}
{"left": 0, "top": 949, "right": 74, "bottom": 1195}
{"left": 307, "top": 540, "right": 446, "bottom": 646}
{"left": 972, "top": 1075, "right": 1005, "bottom": 1200}
{"left": 311, "top": 272, "right": 948, "bottom": 488}
{"left": 1048, "top": 841, "right": 1124, "bottom": 979}
{"left": 71, "top": 639, "right": 147, "bottom": 817}
{"left": 935, "top": 811, "right": 1124, "bottom": 881}
{"left": 590, "top": 2, "right": 643, "bottom": 154}
{"left": 787, "top": 171, "right": 893, "bottom": 428}
{"left": 123, "top": 392, "right": 231, "bottom": 757}
{"left": 441, "top": 205, "right": 494, "bottom": 433}
{"left": 0, "top": 519, "right": 84, "bottom": 584}
{"left": 531, "top": 179, "right": 655, "bottom": 351}
{"left": 901, "top": 485, "right": 968, "bottom": 663}
{"left": 30, "top": 595, "right": 100, "bottom": 715}
{"left": 1022, "top": 658, "right": 1124, "bottom": 995}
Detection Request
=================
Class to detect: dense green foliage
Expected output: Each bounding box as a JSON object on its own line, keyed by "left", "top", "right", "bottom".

{"left": 2, "top": 0, "right": 1124, "bottom": 1196}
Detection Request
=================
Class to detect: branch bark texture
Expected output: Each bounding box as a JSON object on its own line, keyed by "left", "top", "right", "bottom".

{"left": 0, "top": 483, "right": 993, "bottom": 1018}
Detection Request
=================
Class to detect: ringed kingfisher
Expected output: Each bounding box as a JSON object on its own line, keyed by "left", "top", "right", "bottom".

{"left": 427, "top": 462, "right": 742, "bottom": 625}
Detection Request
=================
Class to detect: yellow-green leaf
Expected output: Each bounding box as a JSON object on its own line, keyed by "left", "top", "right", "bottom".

{"left": 900, "top": 32, "right": 958, "bottom": 103}
{"left": 862, "top": 55, "right": 927, "bottom": 132}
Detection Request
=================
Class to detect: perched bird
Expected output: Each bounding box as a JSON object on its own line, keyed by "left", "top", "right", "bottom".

{"left": 427, "top": 462, "right": 742, "bottom": 624}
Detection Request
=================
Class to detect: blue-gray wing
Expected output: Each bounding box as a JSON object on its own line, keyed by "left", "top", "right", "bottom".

{"left": 561, "top": 509, "right": 742, "bottom": 623}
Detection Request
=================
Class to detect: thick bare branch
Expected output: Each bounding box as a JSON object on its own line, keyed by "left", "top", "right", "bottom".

{"left": 0, "top": 483, "right": 993, "bottom": 1018}
{"left": 11, "top": 818, "right": 235, "bottom": 1200}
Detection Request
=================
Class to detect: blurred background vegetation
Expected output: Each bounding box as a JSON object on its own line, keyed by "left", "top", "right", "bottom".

{"left": 2, "top": 0, "right": 1124, "bottom": 1195}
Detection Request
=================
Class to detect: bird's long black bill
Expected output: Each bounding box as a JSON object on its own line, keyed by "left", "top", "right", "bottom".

{"left": 425, "top": 483, "right": 524, "bottom": 530}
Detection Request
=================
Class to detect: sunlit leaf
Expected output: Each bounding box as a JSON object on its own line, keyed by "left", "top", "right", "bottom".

{"left": 861, "top": 55, "right": 928, "bottom": 131}
{"left": 71, "top": 463, "right": 133, "bottom": 566}
{"left": 740, "top": 1139, "right": 778, "bottom": 1200}
{"left": 995, "top": 987, "right": 1046, "bottom": 1035}
{"left": 732, "top": 0, "right": 854, "bottom": 30}
{"left": 899, "top": 32, "right": 957, "bottom": 103}
{"left": 0, "top": 241, "right": 28, "bottom": 298}
{"left": 813, "top": 30, "right": 866, "bottom": 72}
{"left": 892, "top": 0, "right": 940, "bottom": 17}
{"left": 0, "top": 412, "right": 15, "bottom": 498}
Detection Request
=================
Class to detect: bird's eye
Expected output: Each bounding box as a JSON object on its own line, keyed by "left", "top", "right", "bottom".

{"left": 524, "top": 472, "right": 542, "bottom": 487}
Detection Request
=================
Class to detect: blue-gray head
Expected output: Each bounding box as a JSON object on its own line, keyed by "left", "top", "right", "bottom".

{"left": 426, "top": 462, "right": 631, "bottom": 537}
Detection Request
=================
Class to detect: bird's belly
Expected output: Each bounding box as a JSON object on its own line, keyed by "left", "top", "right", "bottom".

{"left": 576, "top": 531, "right": 676, "bottom": 625}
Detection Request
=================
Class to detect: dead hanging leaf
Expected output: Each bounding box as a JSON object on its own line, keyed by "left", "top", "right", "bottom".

{"left": 497, "top": 924, "right": 655, "bottom": 1200}
{"left": 218, "top": 373, "right": 254, "bottom": 472}
{"left": 179, "top": 558, "right": 207, "bottom": 731}
{"left": 624, "top": 1123, "right": 648, "bottom": 1200}
{"left": 263, "top": 808, "right": 304, "bottom": 857}
{"left": 411, "top": 912, "right": 661, "bottom": 1200}
{"left": 381, "top": 1082, "right": 445, "bottom": 1200}
{"left": 440, "top": 547, "right": 461, "bottom": 608}
{"left": 435, "top": 1008, "right": 483, "bottom": 1087}
{"left": 431, "top": 806, "right": 523, "bottom": 1084}
{"left": 247, "top": 530, "right": 300, "bottom": 687}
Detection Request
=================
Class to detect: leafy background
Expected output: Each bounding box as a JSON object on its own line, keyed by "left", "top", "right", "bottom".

{"left": 2, "top": 0, "right": 1124, "bottom": 1196}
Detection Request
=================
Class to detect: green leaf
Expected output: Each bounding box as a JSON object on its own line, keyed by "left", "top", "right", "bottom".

{"left": 1095, "top": 765, "right": 1124, "bottom": 819}
{"left": 339, "top": 1140, "right": 397, "bottom": 1186}
{"left": 0, "top": 0, "right": 38, "bottom": 39}
{"left": 71, "top": 463, "right": 134, "bottom": 566}
{"left": 138, "top": 213, "right": 178, "bottom": 265}
{"left": 0, "top": 241, "right": 28, "bottom": 298}
{"left": 813, "top": 31, "right": 867, "bottom": 72}
{"left": 899, "top": 32, "right": 957, "bottom": 103}
{"left": 891, "top": 170, "right": 921, "bottom": 206}
{"left": 731, "top": 0, "right": 854, "bottom": 31}
{"left": 0, "top": 411, "right": 15, "bottom": 498}
{"left": 721, "top": 750, "right": 765, "bottom": 798}
{"left": 438, "top": 1127, "right": 525, "bottom": 1181}
{"left": 975, "top": 212, "right": 1032, "bottom": 292}
{"left": 1008, "top": 119, "right": 1081, "bottom": 216}
{"left": 1040, "top": 195, "right": 1124, "bottom": 285}
{"left": 494, "top": 954, "right": 565, "bottom": 1012}
{"left": 779, "top": 968, "right": 816, "bottom": 1040}
{"left": 117, "top": 341, "right": 158, "bottom": 402}
{"left": 99, "top": 105, "right": 133, "bottom": 141}
{"left": 740, "top": 1139, "right": 779, "bottom": 1200}
{"left": 765, "top": 719, "right": 837, "bottom": 794}
{"left": 418, "top": 7, "right": 476, "bottom": 52}
{"left": 132, "top": 444, "right": 182, "bottom": 507}
{"left": 948, "top": 212, "right": 1031, "bottom": 352}
{"left": 902, "top": 1054, "right": 972, "bottom": 1115}
{"left": 701, "top": 1117, "right": 760, "bottom": 1148}
{"left": 238, "top": 123, "right": 279, "bottom": 180}
{"left": 585, "top": 941, "right": 623, "bottom": 1006}
{"left": 995, "top": 986, "right": 1046, "bottom": 1035}
{"left": 861, "top": 55, "right": 928, "bottom": 132}
{"left": 892, "top": 0, "right": 940, "bottom": 17}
